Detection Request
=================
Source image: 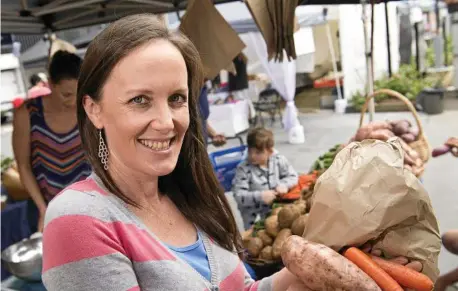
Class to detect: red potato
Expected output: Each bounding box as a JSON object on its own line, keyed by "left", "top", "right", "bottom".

{"left": 281, "top": 236, "right": 381, "bottom": 291}
{"left": 368, "top": 129, "right": 395, "bottom": 141}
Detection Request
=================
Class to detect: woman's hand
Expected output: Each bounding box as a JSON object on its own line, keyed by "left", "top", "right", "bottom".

{"left": 360, "top": 244, "right": 423, "bottom": 272}
{"left": 38, "top": 207, "right": 47, "bottom": 233}
{"left": 212, "top": 134, "right": 227, "bottom": 147}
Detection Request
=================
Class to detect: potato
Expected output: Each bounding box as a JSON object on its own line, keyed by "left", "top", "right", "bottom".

{"left": 291, "top": 215, "right": 308, "bottom": 236}
{"left": 278, "top": 205, "right": 301, "bottom": 229}
{"left": 272, "top": 228, "right": 292, "bottom": 260}
{"left": 271, "top": 207, "right": 282, "bottom": 216}
{"left": 265, "top": 215, "right": 281, "bottom": 237}
{"left": 281, "top": 236, "right": 381, "bottom": 291}
{"left": 259, "top": 246, "right": 273, "bottom": 260}
{"left": 293, "top": 200, "right": 307, "bottom": 214}
{"left": 256, "top": 230, "right": 273, "bottom": 246}
{"left": 246, "top": 237, "right": 264, "bottom": 258}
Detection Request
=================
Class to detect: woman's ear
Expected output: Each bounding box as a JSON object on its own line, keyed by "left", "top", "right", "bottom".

{"left": 82, "top": 95, "right": 103, "bottom": 129}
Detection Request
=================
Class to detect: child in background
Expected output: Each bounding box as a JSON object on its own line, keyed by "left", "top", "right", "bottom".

{"left": 232, "top": 128, "right": 298, "bottom": 230}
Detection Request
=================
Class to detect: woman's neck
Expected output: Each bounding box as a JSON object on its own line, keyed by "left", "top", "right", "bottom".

{"left": 44, "top": 94, "right": 73, "bottom": 112}
{"left": 108, "top": 160, "right": 161, "bottom": 208}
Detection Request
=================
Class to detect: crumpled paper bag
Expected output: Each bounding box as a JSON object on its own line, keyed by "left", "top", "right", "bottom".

{"left": 303, "top": 138, "right": 441, "bottom": 280}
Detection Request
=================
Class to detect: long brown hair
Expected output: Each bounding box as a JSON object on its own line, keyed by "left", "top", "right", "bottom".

{"left": 77, "top": 14, "right": 243, "bottom": 257}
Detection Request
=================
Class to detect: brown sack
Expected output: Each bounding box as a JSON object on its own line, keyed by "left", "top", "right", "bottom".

{"left": 246, "top": 0, "right": 275, "bottom": 60}
{"left": 179, "top": 0, "right": 245, "bottom": 79}
{"left": 303, "top": 138, "right": 441, "bottom": 281}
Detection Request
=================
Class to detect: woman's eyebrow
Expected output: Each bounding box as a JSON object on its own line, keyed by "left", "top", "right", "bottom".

{"left": 125, "top": 88, "right": 155, "bottom": 95}
{"left": 171, "top": 87, "right": 189, "bottom": 95}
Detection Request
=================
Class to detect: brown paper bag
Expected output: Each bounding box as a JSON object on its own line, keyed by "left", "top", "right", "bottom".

{"left": 246, "top": 0, "right": 275, "bottom": 60}
{"left": 179, "top": 0, "right": 245, "bottom": 79}
{"left": 303, "top": 138, "right": 441, "bottom": 280}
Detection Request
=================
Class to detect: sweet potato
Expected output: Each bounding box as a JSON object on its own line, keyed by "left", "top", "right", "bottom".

{"left": 265, "top": 215, "right": 281, "bottom": 237}
{"left": 371, "top": 121, "right": 393, "bottom": 131}
{"left": 404, "top": 164, "right": 413, "bottom": 172}
{"left": 278, "top": 205, "right": 301, "bottom": 229}
{"left": 246, "top": 237, "right": 264, "bottom": 257}
{"left": 272, "top": 229, "right": 292, "bottom": 260}
{"left": 401, "top": 133, "right": 416, "bottom": 143}
{"left": 412, "top": 165, "right": 425, "bottom": 177}
{"left": 432, "top": 144, "right": 451, "bottom": 157}
{"left": 291, "top": 215, "right": 308, "bottom": 236}
{"left": 281, "top": 236, "right": 381, "bottom": 291}
{"left": 409, "top": 127, "right": 419, "bottom": 138}
{"left": 354, "top": 125, "right": 373, "bottom": 142}
{"left": 257, "top": 230, "right": 273, "bottom": 246}
{"left": 368, "top": 129, "right": 395, "bottom": 141}
{"left": 392, "top": 119, "right": 411, "bottom": 135}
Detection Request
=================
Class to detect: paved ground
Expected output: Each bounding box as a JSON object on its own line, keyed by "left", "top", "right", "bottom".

{"left": 212, "top": 96, "right": 458, "bottom": 276}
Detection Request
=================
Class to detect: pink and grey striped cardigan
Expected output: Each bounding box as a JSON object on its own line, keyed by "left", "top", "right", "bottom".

{"left": 42, "top": 174, "right": 273, "bottom": 291}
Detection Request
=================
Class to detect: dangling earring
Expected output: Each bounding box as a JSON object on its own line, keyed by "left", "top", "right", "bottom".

{"left": 98, "top": 129, "right": 109, "bottom": 170}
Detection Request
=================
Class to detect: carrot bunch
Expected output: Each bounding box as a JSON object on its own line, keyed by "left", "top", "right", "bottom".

{"left": 279, "top": 172, "right": 318, "bottom": 200}
{"left": 343, "top": 247, "right": 434, "bottom": 291}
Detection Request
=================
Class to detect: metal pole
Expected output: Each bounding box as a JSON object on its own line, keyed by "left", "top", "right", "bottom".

{"left": 443, "top": 17, "right": 448, "bottom": 66}
{"left": 362, "top": 0, "right": 375, "bottom": 121}
{"left": 384, "top": 0, "right": 392, "bottom": 77}
{"left": 415, "top": 22, "right": 421, "bottom": 72}
{"left": 326, "top": 23, "right": 343, "bottom": 100}
{"left": 435, "top": 0, "right": 440, "bottom": 35}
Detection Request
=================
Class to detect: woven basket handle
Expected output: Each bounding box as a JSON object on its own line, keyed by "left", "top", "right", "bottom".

{"left": 359, "top": 89, "right": 424, "bottom": 137}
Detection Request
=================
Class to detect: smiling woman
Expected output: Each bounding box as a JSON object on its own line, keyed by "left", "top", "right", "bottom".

{"left": 40, "top": 14, "right": 308, "bottom": 291}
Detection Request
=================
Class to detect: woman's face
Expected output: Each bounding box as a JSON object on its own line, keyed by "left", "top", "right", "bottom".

{"left": 86, "top": 40, "right": 190, "bottom": 178}
{"left": 50, "top": 79, "right": 78, "bottom": 108}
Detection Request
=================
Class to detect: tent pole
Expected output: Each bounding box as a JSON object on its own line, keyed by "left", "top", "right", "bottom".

{"left": 362, "top": 0, "right": 375, "bottom": 121}
{"left": 385, "top": 0, "right": 392, "bottom": 77}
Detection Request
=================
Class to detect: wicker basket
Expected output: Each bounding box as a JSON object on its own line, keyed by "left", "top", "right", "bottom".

{"left": 359, "top": 89, "right": 431, "bottom": 164}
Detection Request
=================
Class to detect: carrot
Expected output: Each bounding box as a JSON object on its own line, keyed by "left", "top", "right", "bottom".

{"left": 370, "top": 255, "right": 433, "bottom": 291}
{"left": 343, "top": 247, "right": 403, "bottom": 291}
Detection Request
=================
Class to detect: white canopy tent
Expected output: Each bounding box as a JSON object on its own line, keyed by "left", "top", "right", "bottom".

{"left": 170, "top": 3, "right": 329, "bottom": 143}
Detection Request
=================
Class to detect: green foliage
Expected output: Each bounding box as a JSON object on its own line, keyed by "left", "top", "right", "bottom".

{"left": 1, "top": 156, "right": 14, "bottom": 173}
{"left": 426, "top": 36, "right": 454, "bottom": 68}
{"left": 351, "top": 63, "right": 439, "bottom": 110}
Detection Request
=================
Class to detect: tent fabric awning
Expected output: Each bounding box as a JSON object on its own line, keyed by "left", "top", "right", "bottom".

{"left": 2, "top": 0, "right": 400, "bottom": 35}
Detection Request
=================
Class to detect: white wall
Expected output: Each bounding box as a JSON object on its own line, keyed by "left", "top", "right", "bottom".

{"left": 339, "top": 3, "right": 400, "bottom": 100}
